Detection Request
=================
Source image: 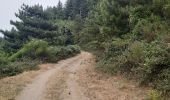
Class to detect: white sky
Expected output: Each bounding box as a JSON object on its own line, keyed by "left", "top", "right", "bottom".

{"left": 0, "top": 0, "right": 66, "bottom": 37}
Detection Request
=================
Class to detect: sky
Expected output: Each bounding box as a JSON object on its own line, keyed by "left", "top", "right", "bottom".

{"left": 0, "top": 0, "right": 67, "bottom": 37}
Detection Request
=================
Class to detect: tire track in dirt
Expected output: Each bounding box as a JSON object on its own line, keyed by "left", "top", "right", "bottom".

{"left": 16, "top": 53, "right": 84, "bottom": 100}
{"left": 16, "top": 52, "right": 150, "bottom": 100}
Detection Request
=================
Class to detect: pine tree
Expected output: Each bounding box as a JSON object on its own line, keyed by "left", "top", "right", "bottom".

{"left": 10, "top": 4, "right": 59, "bottom": 45}
{"left": 64, "top": 0, "right": 89, "bottom": 19}
{"left": 0, "top": 28, "right": 22, "bottom": 52}
{"left": 64, "top": 0, "right": 74, "bottom": 19}
{"left": 56, "top": 0, "right": 64, "bottom": 19}
{"left": 92, "top": 0, "right": 129, "bottom": 38}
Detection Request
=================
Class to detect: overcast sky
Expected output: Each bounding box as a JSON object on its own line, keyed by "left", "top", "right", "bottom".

{"left": 0, "top": 0, "right": 66, "bottom": 37}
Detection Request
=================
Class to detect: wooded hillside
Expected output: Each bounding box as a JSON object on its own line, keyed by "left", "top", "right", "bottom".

{"left": 0, "top": 0, "right": 170, "bottom": 99}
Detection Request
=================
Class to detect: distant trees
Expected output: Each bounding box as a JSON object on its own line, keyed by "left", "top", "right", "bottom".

{"left": 64, "top": 0, "right": 94, "bottom": 19}
{"left": 46, "top": 0, "right": 64, "bottom": 20}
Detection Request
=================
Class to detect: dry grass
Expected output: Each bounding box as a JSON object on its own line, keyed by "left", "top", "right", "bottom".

{"left": 0, "top": 64, "right": 55, "bottom": 100}
{"left": 76, "top": 54, "right": 151, "bottom": 100}
{"left": 0, "top": 71, "right": 40, "bottom": 100}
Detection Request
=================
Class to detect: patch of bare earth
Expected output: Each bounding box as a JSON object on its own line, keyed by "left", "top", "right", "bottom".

{"left": 46, "top": 52, "right": 150, "bottom": 100}
{"left": 45, "top": 52, "right": 90, "bottom": 100}
{"left": 1, "top": 52, "right": 150, "bottom": 100}
{"left": 0, "top": 64, "right": 55, "bottom": 100}
{"left": 16, "top": 53, "right": 87, "bottom": 100}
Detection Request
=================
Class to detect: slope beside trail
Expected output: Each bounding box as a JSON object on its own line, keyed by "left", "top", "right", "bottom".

{"left": 16, "top": 52, "right": 150, "bottom": 100}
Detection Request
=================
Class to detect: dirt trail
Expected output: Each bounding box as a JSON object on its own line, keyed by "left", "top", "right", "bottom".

{"left": 16, "top": 52, "right": 150, "bottom": 100}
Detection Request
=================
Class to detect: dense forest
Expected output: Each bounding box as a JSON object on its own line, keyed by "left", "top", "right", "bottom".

{"left": 0, "top": 0, "right": 170, "bottom": 99}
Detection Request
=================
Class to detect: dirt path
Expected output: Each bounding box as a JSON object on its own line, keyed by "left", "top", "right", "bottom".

{"left": 15, "top": 52, "right": 150, "bottom": 100}
{"left": 16, "top": 65, "right": 59, "bottom": 100}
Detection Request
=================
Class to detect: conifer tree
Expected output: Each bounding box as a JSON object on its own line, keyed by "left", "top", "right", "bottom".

{"left": 0, "top": 28, "right": 21, "bottom": 52}
{"left": 9, "top": 4, "right": 59, "bottom": 45}
{"left": 56, "top": 0, "right": 64, "bottom": 19}
{"left": 64, "top": 0, "right": 89, "bottom": 19}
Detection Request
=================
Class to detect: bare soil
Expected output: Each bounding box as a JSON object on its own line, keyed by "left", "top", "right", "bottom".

{"left": 0, "top": 52, "right": 150, "bottom": 100}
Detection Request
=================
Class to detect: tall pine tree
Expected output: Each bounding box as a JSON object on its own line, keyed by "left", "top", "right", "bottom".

{"left": 10, "top": 4, "right": 59, "bottom": 45}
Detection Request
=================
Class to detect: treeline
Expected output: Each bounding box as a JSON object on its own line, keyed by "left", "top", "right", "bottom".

{"left": 0, "top": 1, "right": 86, "bottom": 78}
{"left": 0, "top": 0, "right": 97, "bottom": 53}
{"left": 0, "top": 0, "right": 170, "bottom": 98}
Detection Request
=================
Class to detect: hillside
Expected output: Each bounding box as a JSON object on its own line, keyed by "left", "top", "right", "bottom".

{"left": 0, "top": 0, "right": 170, "bottom": 99}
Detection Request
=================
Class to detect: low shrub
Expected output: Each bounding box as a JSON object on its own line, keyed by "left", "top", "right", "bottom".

{"left": 0, "top": 59, "right": 39, "bottom": 78}
{"left": 46, "top": 45, "right": 81, "bottom": 62}
{"left": 132, "top": 15, "right": 170, "bottom": 43}
{"left": 97, "top": 39, "right": 132, "bottom": 74}
{"left": 139, "top": 42, "right": 170, "bottom": 85}
{"left": 9, "top": 39, "right": 49, "bottom": 61}
{"left": 67, "top": 45, "right": 81, "bottom": 54}
{"left": 1, "top": 39, "right": 80, "bottom": 78}
{"left": 114, "top": 41, "right": 145, "bottom": 78}
{"left": 9, "top": 39, "right": 81, "bottom": 63}
{"left": 147, "top": 90, "right": 162, "bottom": 100}
{"left": 104, "top": 38, "right": 131, "bottom": 59}
{"left": 97, "top": 39, "right": 170, "bottom": 94}
{"left": 0, "top": 50, "right": 8, "bottom": 65}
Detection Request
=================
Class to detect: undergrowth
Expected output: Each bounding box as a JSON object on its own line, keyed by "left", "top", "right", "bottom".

{"left": 0, "top": 39, "right": 81, "bottom": 78}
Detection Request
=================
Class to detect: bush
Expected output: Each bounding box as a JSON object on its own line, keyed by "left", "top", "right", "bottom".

{"left": 96, "top": 39, "right": 131, "bottom": 74}
{"left": 0, "top": 50, "right": 8, "bottom": 65}
{"left": 97, "top": 39, "right": 170, "bottom": 94}
{"left": 0, "top": 41, "right": 80, "bottom": 78}
{"left": 115, "top": 41, "right": 145, "bottom": 77}
{"left": 9, "top": 39, "right": 81, "bottom": 63}
{"left": 0, "top": 59, "right": 39, "bottom": 78}
{"left": 46, "top": 45, "right": 81, "bottom": 62}
{"left": 104, "top": 39, "right": 131, "bottom": 59}
{"left": 136, "top": 42, "right": 169, "bottom": 86}
{"left": 132, "top": 15, "right": 170, "bottom": 42}
{"left": 9, "top": 39, "right": 49, "bottom": 61}
{"left": 147, "top": 90, "right": 162, "bottom": 100}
